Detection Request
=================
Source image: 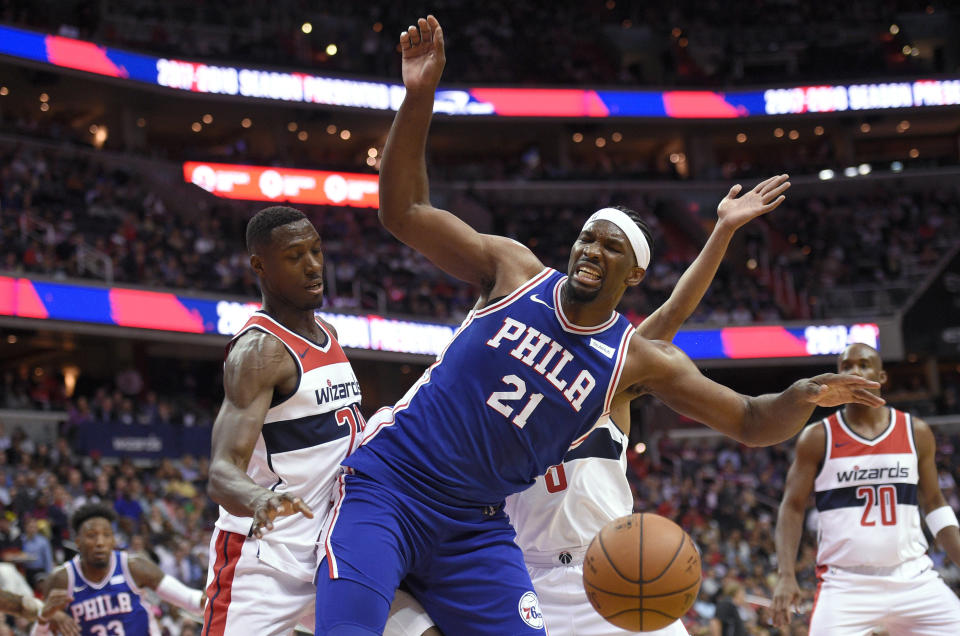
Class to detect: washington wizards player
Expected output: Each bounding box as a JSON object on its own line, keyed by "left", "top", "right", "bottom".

{"left": 35, "top": 503, "right": 204, "bottom": 636}
{"left": 503, "top": 176, "right": 789, "bottom": 636}
{"left": 315, "top": 15, "right": 885, "bottom": 635}
{"left": 773, "top": 343, "right": 960, "bottom": 634}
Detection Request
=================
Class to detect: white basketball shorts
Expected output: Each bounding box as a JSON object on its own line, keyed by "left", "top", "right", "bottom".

{"left": 809, "top": 556, "right": 960, "bottom": 636}
{"left": 528, "top": 562, "right": 688, "bottom": 636}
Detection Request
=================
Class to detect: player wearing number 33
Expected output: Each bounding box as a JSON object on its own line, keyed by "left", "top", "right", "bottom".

{"left": 773, "top": 343, "right": 960, "bottom": 635}
{"left": 315, "top": 14, "right": 886, "bottom": 635}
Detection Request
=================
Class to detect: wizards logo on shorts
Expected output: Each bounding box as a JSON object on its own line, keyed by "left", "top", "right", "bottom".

{"left": 518, "top": 591, "right": 544, "bottom": 629}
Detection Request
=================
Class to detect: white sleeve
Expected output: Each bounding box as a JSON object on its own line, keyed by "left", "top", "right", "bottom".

{"left": 155, "top": 575, "right": 205, "bottom": 614}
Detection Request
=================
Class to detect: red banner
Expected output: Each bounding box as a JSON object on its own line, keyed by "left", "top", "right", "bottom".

{"left": 183, "top": 162, "right": 379, "bottom": 208}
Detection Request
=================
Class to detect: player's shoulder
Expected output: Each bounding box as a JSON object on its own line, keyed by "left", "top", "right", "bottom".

{"left": 486, "top": 235, "right": 544, "bottom": 290}
{"left": 124, "top": 551, "right": 162, "bottom": 588}
{"left": 43, "top": 564, "right": 70, "bottom": 592}
{"left": 317, "top": 316, "right": 338, "bottom": 340}
{"left": 224, "top": 329, "right": 295, "bottom": 392}
{"left": 794, "top": 419, "right": 827, "bottom": 462}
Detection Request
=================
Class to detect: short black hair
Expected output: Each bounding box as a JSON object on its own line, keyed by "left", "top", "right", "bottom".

{"left": 613, "top": 205, "right": 655, "bottom": 267}
{"left": 71, "top": 502, "right": 116, "bottom": 534}
{"left": 245, "top": 206, "right": 308, "bottom": 254}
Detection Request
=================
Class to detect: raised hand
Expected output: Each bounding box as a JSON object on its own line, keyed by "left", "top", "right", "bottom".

{"left": 400, "top": 15, "right": 445, "bottom": 96}
{"left": 717, "top": 174, "right": 790, "bottom": 231}
{"left": 251, "top": 493, "right": 313, "bottom": 539}
{"left": 801, "top": 373, "right": 885, "bottom": 408}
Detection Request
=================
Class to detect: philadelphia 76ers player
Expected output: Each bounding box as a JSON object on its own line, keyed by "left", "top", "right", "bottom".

{"left": 503, "top": 174, "right": 786, "bottom": 636}
{"left": 773, "top": 343, "right": 960, "bottom": 635}
{"left": 315, "top": 15, "right": 885, "bottom": 636}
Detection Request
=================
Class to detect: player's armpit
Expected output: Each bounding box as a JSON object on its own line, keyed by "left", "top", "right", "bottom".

{"left": 126, "top": 553, "right": 165, "bottom": 589}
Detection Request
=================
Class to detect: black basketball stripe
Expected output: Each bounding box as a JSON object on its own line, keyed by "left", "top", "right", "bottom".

{"left": 602, "top": 606, "right": 682, "bottom": 622}
{"left": 643, "top": 531, "right": 687, "bottom": 584}
{"left": 597, "top": 513, "right": 687, "bottom": 585}
{"left": 597, "top": 522, "right": 640, "bottom": 587}
{"left": 584, "top": 577, "right": 701, "bottom": 599}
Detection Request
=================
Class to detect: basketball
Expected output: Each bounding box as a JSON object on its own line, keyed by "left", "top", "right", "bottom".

{"left": 583, "top": 513, "right": 701, "bottom": 631}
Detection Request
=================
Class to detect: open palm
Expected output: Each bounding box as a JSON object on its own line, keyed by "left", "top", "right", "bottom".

{"left": 400, "top": 15, "right": 446, "bottom": 94}
{"left": 717, "top": 174, "right": 790, "bottom": 230}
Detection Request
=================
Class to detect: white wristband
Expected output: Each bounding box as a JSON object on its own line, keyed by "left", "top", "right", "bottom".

{"left": 925, "top": 506, "right": 960, "bottom": 537}
{"left": 155, "top": 575, "right": 204, "bottom": 613}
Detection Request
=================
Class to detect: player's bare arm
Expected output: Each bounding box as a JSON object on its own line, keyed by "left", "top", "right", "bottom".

{"left": 379, "top": 15, "right": 542, "bottom": 299}
{"left": 35, "top": 567, "right": 80, "bottom": 636}
{"left": 208, "top": 331, "right": 313, "bottom": 538}
{"left": 639, "top": 174, "right": 790, "bottom": 343}
{"left": 127, "top": 554, "right": 207, "bottom": 612}
{"left": 914, "top": 416, "right": 960, "bottom": 568}
{"left": 619, "top": 336, "right": 883, "bottom": 447}
{"left": 771, "top": 423, "right": 825, "bottom": 626}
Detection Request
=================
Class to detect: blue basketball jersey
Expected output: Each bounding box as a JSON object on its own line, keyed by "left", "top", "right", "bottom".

{"left": 65, "top": 551, "right": 158, "bottom": 636}
{"left": 348, "top": 268, "right": 635, "bottom": 506}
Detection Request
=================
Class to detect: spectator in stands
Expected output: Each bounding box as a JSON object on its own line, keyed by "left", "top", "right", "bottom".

{"left": 19, "top": 517, "right": 53, "bottom": 586}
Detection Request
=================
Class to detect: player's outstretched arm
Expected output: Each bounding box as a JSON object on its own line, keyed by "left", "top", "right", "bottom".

{"left": 638, "top": 174, "right": 790, "bottom": 342}
{"left": 621, "top": 336, "right": 883, "bottom": 447}
{"left": 208, "top": 332, "right": 313, "bottom": 537}
{"left": 379, "top": 15, "right": 541, "bottom": 291}
{"left": 915, "top": 417, "right": 960, "bottom": 568}
{"left": 771, "top": 424, "right": 824, "bottom": 627}
{"left": 127, "top": 554, "right": 205, "bottom": 613}
{"left": 31, "top": 568, "right": 80, "bottom": 636}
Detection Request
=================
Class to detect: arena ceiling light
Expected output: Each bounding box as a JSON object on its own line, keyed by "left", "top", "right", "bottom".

{"left": 818, "top": 169, "right": 834, "bottom": 180}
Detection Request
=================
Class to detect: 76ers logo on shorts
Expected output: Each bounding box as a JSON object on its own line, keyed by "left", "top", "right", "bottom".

{"left": 518, "top": 591, "right": 544, "bottom": 629}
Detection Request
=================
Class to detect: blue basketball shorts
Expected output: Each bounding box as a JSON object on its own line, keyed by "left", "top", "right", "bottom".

{"left": 316, "top": 471, "right": 546, "bottom": 635}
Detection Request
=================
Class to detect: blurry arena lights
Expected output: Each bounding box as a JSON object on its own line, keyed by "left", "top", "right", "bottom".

{"left": 901, "top": 45, "right": 912, "bottom": 55}
{"left": 773, "top": 127, "right": 784, "bottom": 138}
{"left": 191, "top": 122, "right": 202, "bottom": 132}
{"left": 39, "top": 92, "right": 49, "bottom": 102}
{"left": 365, "top": 156, "right": 377, "bottom": 167}
{"left": 891, "top": 161, "right": 904, "bottom": 172}
{"left": 6, "top": 335, "right": 16, "bottom": 344}
{"left": 136, "top": 117, "right": 146, "bottom": 128}
{"left": 298, "top": 130, "right": 309, "bottom": 141}
{"left": 301, "top": 22, "right": 313, "bottom": 34}
{"left": 0, "top": 86, "right": 8, "bottom": 96}
{"left": 595, "top": 137, "right": 606, "bottom": 148}
{"left": 326, "top": 124, "right": 337, "bottom": 134}
{"left": 287, "top": 121, "right": 298, "bottom": 132}
{"left": 860, "top": 123, "right": 871, "bottom": 133}
{"left": 93, "top": 127, "right": 107, "bottom": 147}
{"left": 671, "top": 27, "right": 682, "bottom": 38}
{"left": 611, "top": 132, "right": 622, "bottom": 142}
{"left": 372, "top": 22, "right": 383, "bottom": 32}
{"left": 909, "top": 148, "right": 919, "bottom": 158}
{"left": 818, "top": 169, "right": 835, "bottom": 180}
{"left": 241, "top": 117, "right": 252, "bottom": 128}
{"left": 202, "top": 113, "right": 213, "bottom": 124}
{"left": 669, "top": 152, "right": 685, "bottom": 164}
{"left": 843, "top": 166, "right": 858, "bottom": 177}
{"left": 633, "top": 442, "right": 646, "bottom": 454}
{"left": 746, "top": 258, "right": 758, "bottom": 270}
{"left": 572, "top": 132, "right": 583, "bottom": 143}
{"left": 367, "top": 147, "right": 378, "bottom": 158}
{"left": 736, "top": 133, "right": 747, "bottom": 143}
{"left": 39, "top": 103, "right": 49, "bottom": 112}
{"left": 897, "top": 120, "right": 910, "bottom": 132}
{"left": 326, "top": 44, "right": 339, "bottom": 56}
{"left": 89, "top": 124, "right": 98, "bottom": 134}
{"left": 678, "top": 37, "right": 689, "bottom": 48}
{"left": 339, "top": 129, "right": 351, "bottom": 140}
{"left": 858, "top": 163, "right": 872, "bottom": 175}
{"left": 788, "top": 129, "right": 799, "bottom": 140}
{"left": 927, "top": 5, "right": 934, "bottom": 14}
{"left": 814, "top": 125, "right": 825, "bottom": 136}
{"left": 910, "top": 47, "right": 919, "bottom": 57}
{"left": 890, "top": 24, "right": 900, "bottom": 35}
{"left": 605, "top": 0, "right": 616, "bottom": 9}
{"left": 621, "top": 19, "right": 632, "bottom": 28}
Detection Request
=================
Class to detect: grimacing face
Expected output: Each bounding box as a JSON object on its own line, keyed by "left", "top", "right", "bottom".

{"left": 77, "top": 517, "right": 116, "bottom": 569}
{"left": 564, "top": 220, "right": 644, "bottom": 304}
{"left": 252, "top": 219, "right": 325, "bottom": 311}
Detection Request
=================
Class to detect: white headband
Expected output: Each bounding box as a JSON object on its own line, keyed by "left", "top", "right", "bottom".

{"left": 582, "top": 207, "right": 650, "bottom": 269}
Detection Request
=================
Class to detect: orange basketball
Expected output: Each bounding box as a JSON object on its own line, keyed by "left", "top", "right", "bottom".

{"left": 583, "top": 513, "right": 701, "bottom": 632}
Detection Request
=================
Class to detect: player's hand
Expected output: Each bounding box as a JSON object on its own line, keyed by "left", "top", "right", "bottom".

{"left": 46, "top": 609, "right": 81, "bottom": 636}
{"left": 802, "top": 373, "right": 885, "bottom": 408}
{"left": 716, "top": 174, "right": 790, "bottom": 231}
{"left": 41, "top": 589, "right": 73, "bottom": 618}
{"left": 251, "top": 493, "right": 313, "bottom": 538}
{"left": 400, "top": 15, "right": 445, "bottom": 95}
{"left": 771, "top": 575, "right": 803, "bottom": 627}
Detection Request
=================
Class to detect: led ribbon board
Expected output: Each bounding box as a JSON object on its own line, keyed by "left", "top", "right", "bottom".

{"left": 1, "top": 277, "right": 878, "bottom": 358}
{"left": 1, "top": 24, "right": 958, "bottom": 118}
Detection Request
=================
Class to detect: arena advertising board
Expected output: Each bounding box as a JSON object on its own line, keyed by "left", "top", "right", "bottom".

{"left": 0, "top": 276, "right": 879, "bottom": 359}
{"left": 183, "top": 162, "right": 379, "bottom": 208}
{"left": 1, "top": 24, "right": 958, "bottom": 118}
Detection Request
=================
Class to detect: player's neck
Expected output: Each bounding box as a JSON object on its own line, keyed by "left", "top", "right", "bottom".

{"left": 80, "top": 559, "right": 110, "bottom": 583}
{"left": 843, "top": 403, "right": 889, "bottom": 433}
{"left": 558, "top": 287, "right": 616, "bottom": 327}
{"left": 261, "top": 301, "right": 326, "bottom": 345}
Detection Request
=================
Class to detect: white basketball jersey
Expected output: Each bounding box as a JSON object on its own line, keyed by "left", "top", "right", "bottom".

{"left": 505, "top": 416, "right": 631, "bottom": 559}
{"left": 216, "top": 311, "right": 364, "bottom": 559}
{"left": 813, "top": 408, "right": 927, "bottom": 568}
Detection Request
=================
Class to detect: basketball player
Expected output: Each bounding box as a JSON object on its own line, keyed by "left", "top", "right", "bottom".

{"left": 314, "top": 15, "right": 884, "bottom": 635}
{"left": 204, "top": 206, "right": 439, "bottom": 636}
{"left": 505, "top": 175, "right": 791, "bottom": 636}
{"left": 772, "top": 343, "right": 960, "bottom": 635}
{"left": 0, "top": 588, "right": 75, "bottom": 634}
{"left": 34, "top": 503, "right": 205, "bottom": 636}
